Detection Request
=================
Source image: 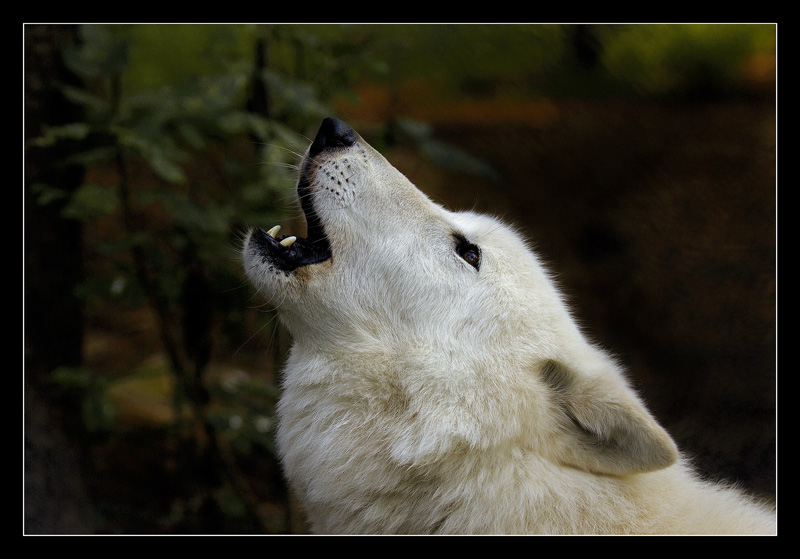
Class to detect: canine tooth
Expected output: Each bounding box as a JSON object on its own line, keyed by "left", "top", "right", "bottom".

{"left": 267, "top": 225, "right": 281, "bottom": 238}
{"left": 280, "top": 236, "right": 297, "bottom": 247}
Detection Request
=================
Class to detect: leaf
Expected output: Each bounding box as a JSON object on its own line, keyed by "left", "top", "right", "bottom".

{"left": 82, "top": 382, "right": 119, "bottom": 432}
{"left": 49, "top": 367, "right": 118, "bottom": 432}
{"left": 50, "top": 367, "right": 92, "bottom": 389}
{"left": 60, "top": 146, "right": 117, "bottom": 167}
{"left": 113, "top": 127, "right": 188, "bottom": 184}
{"left": 216, "top": 111, "right": 271, "bottom": 139}
{"left": 29, "top": 183, "right": 67, "bottom": 206}
{"left": 145, "top": 146, "right": 187, "bottom": 184}
{"left": 93, "top": 231, "right": 152, "bottom": 255}
{"left": 62, "top": 25, "right": 131, "bottom": 79}
{"left": 73, "top": 274, "right": 139, "bottom": 301}
{"left": 61, "top": 183, "right": 119, "bottom": 220}
{"left": 29, "top": 122, "right": 92, "bottom": 148}
{"left": 59, "top": 85, "right": 112, "bottom": 117}
{"left": 420, "top": 139, "right": 503, "bottom": 184}
{"left": 175, "top": 122, "right": 207, "bottom": 150}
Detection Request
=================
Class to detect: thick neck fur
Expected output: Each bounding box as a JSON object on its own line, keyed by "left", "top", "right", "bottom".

{"left": 246, "top": 120, "right": 775, "bottom": 535}
{"left": 276, "top": 342, "right": 775, "bottom": 535}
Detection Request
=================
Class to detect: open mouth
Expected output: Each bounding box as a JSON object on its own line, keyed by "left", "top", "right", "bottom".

{"left": 249, "top": 117, "right": 358, "bottom": 273}
{"left": 249, "top": 174, "right": 332, "bottom": 272}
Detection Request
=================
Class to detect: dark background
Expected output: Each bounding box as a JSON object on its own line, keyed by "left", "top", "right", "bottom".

{"left": 24, "top": 24, "right": 776, "bottom": 534}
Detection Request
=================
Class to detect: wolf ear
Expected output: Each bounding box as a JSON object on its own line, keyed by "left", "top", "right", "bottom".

{"left": 541, "top": 359, "right": 678, "bottom": 476}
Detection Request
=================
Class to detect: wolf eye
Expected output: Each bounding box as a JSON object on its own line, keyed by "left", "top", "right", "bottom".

{"left": 454, "top": 235, "right": 481, "bottom": 270}
{"left": 461, "top": 247, "right": 480, "bottom": 267}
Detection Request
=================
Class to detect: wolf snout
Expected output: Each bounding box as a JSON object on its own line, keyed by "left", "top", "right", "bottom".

{"left": 309, "top": 117, "right": 357, "bottom": 156}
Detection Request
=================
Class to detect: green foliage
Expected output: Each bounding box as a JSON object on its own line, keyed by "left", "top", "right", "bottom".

{"left": 597, "top": 24, "right": 775, "bottom": 98}
{"left": 51, "top": 367, "right": 119, "bottom": 433}
{"left": 372, "top": 24, "right": 566, "bottom": 84}
{"left": 388, "top": 118, "right": 502, "bottom": 183}
{"left": 206, "top": 370, "right": 281, "bottom": 456}
{"left": 30, "top": 24, "right": 388, "bottom": 449}
{"left": 356, "top": 24, "right": 773, "bottom": 100}
{"left": 61, "top": 184, "right": 119, "bottom": 219}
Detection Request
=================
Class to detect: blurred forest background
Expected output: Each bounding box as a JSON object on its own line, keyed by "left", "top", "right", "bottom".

{"left": 24, "top": 23, "right": 776, "bottom": 534}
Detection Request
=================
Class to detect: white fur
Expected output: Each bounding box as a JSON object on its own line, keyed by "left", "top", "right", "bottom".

{"left": 242, "top": 123, "right": 776, "bottom": 534}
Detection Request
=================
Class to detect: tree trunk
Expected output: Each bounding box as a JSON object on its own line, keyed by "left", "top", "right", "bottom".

{"left": 24, "top": 24, "right": 92, "bottom": 534}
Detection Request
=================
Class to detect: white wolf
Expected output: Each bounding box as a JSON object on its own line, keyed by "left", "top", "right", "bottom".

{"left": 242, "top": 118, "right": 776, "bottom": 535}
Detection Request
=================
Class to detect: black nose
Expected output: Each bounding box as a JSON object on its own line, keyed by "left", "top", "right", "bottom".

{"left": 309, "top": 117, "right": 356, "bottom": 156}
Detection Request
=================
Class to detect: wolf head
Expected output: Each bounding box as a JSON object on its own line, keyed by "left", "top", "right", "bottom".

{"left": 243, "top": 118, "right": 677, "bottom": 478}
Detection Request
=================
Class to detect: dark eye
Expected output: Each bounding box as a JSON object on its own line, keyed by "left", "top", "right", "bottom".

{"left": 454, "top": 235, "right": 481, "bottom": 270}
